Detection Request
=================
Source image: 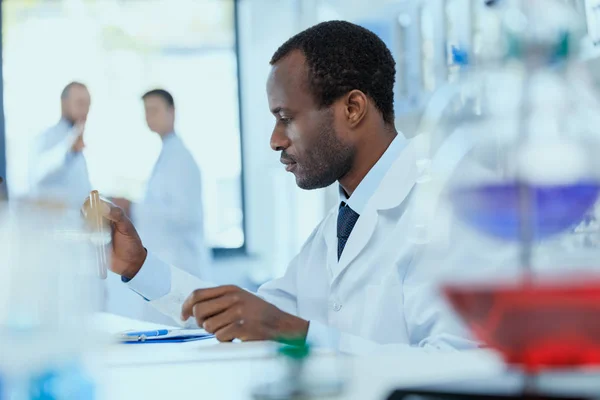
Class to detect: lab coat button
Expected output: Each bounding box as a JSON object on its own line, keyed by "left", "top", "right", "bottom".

{"left": 332, "top": 303, "right": 342, "bottom": 312}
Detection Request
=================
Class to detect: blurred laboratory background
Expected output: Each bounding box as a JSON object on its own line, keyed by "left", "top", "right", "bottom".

{"left": 1, "top": 0, "right": 600, "bottom": 286}
{"left": 3, "top": 0, "right": 600, "bottom": 399}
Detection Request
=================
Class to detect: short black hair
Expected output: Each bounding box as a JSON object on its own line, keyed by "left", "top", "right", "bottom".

{"left": 61, "top": 81, "right": 87, "bottom": 100}
{"left": 270, "top": 20, "right": 396, "bottom": 124}
{"left": 142, "top": 89, "right": 175, "bottom": 108}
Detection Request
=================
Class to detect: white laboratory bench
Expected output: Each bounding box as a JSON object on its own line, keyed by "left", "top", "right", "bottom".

{"left": 92, "top": 313, "right": 506, "bottom": 400}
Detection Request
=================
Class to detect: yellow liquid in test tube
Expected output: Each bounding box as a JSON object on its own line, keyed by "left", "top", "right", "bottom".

{"left": 88, "top": 190, "right": 108, "bottom": 280}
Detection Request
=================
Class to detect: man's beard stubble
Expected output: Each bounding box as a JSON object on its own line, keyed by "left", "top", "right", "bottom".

{"left": 295, "top": 116, "right": 355, "bottom": 190}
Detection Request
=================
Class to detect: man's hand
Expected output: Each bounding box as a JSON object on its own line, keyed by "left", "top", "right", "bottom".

{"left": 81, "top": 197, "right": 146, "bottom": 279}
{"left": 181, "top": 286, "right": 309, "bottom": 343}
{"left": 71, "top": 134, "right": 85, "bottom": 152}
{"left": 71, "top": 123, "right": 85, "bottom": 152}
{"left": 110, "top": 197, "right": 131, "bottom": 216}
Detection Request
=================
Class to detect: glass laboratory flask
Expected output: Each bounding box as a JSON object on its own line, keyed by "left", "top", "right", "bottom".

{"left": 412, "top": 0, "right": 600, "bottom": 372}
{"left": 415, "top": 0, "right": 600, "bottom": 271}
{"left": 0, "top": 200, "right": 105, "bottom": 400}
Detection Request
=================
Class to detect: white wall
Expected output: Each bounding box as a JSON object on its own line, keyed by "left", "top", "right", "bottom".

{"left": 216, "top": 0, "right": 330, "bottom": 283}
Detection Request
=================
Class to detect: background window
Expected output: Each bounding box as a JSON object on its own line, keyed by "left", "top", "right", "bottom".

{"left": 3, "top": 0, "right": 245, "bottom": 250}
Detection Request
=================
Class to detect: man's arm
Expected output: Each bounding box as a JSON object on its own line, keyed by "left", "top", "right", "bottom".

{"left": 179, "top": 247, "right": 314, "bottom": 342}
{"left": 119, "top": 246, "right": 310, "bottom": 337}
{"left": 82, "top": 197, "right": 214, "bottom": 326}
{"left": 82, "top": 198, "right": 306, "bottom": 333}
{"left": 125, "top": 253, "right": 213, "bottom": 327}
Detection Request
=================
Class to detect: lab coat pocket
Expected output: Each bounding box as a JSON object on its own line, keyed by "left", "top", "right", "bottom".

{"left": 360, "top": 282, "right": 409, "bottom": 344}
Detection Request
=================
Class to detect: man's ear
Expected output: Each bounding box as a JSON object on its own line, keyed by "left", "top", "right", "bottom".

{"left": 343, "top": 90, "right": 368, "bottom": 128}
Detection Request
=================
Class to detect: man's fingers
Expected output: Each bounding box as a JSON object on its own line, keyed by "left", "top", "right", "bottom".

{"left": 89, "top": 196, "right": 128, "bottom": 224}
{"left": 181, "top": 286, "right": 240, "bottom": 321}
{"left": 103, "top": 201, "right": 125, "bottom": 223}
{"left": 82, "top": 196, "right": 115, "bottom": 221}
{"left": 213, "top": 321, "right": 242, "bottom": 342}
{"left": 82, "top": 195, "right": 139, "bottom": 239}
{"left": 190, "top": 295, "right": 239, "bottom": 326}
{"left": 201, "top": 305, "right": 244, "bottom": 334}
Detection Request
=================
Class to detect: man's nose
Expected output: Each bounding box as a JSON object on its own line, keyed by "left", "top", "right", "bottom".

{"left": 270, "top": 126, "right": 291, "bottom": 152}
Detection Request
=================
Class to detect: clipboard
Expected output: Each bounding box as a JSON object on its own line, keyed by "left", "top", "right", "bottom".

{"left": 118, "top": 329, "right": 215, "bottom": 344}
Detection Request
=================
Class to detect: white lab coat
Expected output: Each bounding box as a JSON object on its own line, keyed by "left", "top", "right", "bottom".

{"left": 128, "top": 133, "right": 211, "bottom": 324}
{"left": 126, "top": 135, "right": 503, "bottom": 353}
{"left": 29, "top": 119, "right": 91, "bottom": 206}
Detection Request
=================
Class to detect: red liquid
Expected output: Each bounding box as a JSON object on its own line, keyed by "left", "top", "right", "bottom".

{"left": 445, "top": 280, "right": 600, "bottom": 371}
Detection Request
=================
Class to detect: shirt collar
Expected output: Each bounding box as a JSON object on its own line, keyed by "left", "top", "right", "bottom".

{"left": 162, "top": 132, "right": 177, "bottom": 142}
{"left": 338, "top": 134, "right": 406, "bottom": 215}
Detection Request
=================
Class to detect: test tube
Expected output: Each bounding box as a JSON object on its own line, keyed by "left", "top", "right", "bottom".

{"left": 89, "top": 190, "right": 108, "bottom": 280}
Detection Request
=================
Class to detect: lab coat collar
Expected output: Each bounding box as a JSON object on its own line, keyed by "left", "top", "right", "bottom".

{"left": 161, "top": 132, "right": 177, "bottom": 142}
{"left": 325, "top": 134, "right": 423, "bottom": 279}
{"left": 369, "top": 134, "right": 423, "bottom": 211}
{"left": 337, "top": 134, "right": 406, "bottom": 215}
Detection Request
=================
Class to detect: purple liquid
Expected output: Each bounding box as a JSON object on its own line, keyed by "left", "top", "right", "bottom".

{"left": 450, "top": 182, "right": 600, "bottom": 240}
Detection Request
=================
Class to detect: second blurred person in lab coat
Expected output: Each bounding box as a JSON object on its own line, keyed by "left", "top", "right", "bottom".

{"left": 112, "top": 89, "right": 210, "bottom": 279}
{"left": 110, "top": 90, "right": 210, "bottom": 324}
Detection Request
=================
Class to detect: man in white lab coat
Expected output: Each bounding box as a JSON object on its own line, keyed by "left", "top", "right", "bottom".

{"left": 112, "top": 89, "right": 210, "bottom": 278}
{"left": 110, "top": 89, "right": 210, "bottom": 324}
{"left": 86, "top": 21, "right": 479, "bottom": 353}
{"left": 29, "top": 82, "right": 91, "bottom": 206}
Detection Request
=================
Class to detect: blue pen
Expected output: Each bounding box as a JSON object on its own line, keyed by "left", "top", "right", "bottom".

{"left": 124, "top": 329, "right": 169, "bottom": 339}
{"left": 118, "top": 328, "right": 214, "bottom": 343}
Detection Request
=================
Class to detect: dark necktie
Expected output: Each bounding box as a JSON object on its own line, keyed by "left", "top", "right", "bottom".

{"left": 337, "top": 202, "right": 360, "bottom": 260}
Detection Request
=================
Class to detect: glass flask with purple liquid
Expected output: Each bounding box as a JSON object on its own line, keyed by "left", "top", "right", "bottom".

{"left": 405, "top": 1, "right": 600, "bottom": 385}
{"left": 450, "top": 182, "right": 600, "bottom": 241}
{"left": 411, "top": 0, "right": 600, "bottom": 256}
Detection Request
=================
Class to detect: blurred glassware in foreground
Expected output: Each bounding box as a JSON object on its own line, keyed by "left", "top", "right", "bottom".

{"left": 412, "top": 0, "right": 600, "bottom": 373}
{"left": 0, "top": 200, "right": 104, "bottom": 399}
{"left": 252, "top": 340, "right": 346, "bottom": 400}
{"left": 414, "top": 0, "right": 600, "bottom": 269}
{"left": 85, "top": 191, "right": 110, "bottom": 280}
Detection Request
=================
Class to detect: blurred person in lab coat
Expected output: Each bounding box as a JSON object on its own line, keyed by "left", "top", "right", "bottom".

{"left": 108, "top": 89, "right": 210, "bottom": 325}
{"left": 29, "top": 82, "right": 91, "bottom": 206}
{"left": 111, "top": 89, "right": 210, "bottom": 282}
{"left": 84, "top": 21, "right": 488, "bottom": 353}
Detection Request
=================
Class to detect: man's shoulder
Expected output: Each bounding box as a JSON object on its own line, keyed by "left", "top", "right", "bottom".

{"left": 40, "top": 120, "right": 71, "bottom": 137}
{"left": 164, "top": 136, "right": 193, "bottom": 157}
{"left": 161, "top": 138, "right": 201, "bottom": 171}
